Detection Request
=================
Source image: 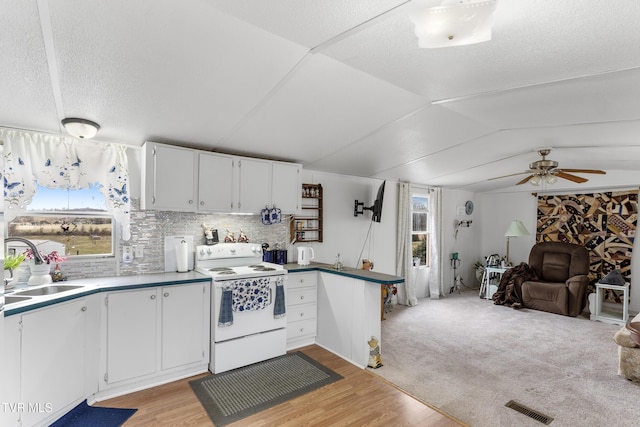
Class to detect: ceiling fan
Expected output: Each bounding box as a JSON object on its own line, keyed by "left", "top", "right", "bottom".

{"left": 489, "top": 149, "right": 606, "bottom": 186}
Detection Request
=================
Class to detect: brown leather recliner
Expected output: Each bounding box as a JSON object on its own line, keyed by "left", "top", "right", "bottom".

{"left": 521, "top": 242, "right": 590, "bottom": 317}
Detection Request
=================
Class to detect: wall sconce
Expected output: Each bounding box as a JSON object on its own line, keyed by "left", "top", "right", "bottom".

{"left": 409, "top": 0, "right": 497, "bottom": 48}
{"left": 61, "top": 118, "right": 100, "bottom": 139}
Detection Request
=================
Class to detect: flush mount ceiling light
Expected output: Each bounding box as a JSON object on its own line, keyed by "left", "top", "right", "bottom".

{"left": 409, "top": 0, "right": 497, "bottom": 48}
{"left": 61, "top": 118, "right": 100, "bottom": 139}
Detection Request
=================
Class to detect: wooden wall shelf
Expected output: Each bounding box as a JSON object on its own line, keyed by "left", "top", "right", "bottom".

{"left": 291, "top": 184, "right": 323, "bottom": 243}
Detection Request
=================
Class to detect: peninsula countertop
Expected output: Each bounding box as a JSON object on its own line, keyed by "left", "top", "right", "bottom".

{"left": 283, "top": 262, "right": 404, "bottom": 285}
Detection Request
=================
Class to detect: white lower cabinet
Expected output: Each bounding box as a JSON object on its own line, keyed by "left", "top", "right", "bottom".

{"left": 21, "top": 298, "right": 88, "bottom": 427}
{"left": 286, "top": 272, "right": 317, "bottom": 350}
{"left": 99, "top": 282, "right": 210, "bottom": 399}
{"left": 105, "top": 288, "right": 158, "bottom": 384}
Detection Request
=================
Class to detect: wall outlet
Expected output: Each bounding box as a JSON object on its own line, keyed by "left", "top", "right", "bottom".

{"left": 134, "top": 246, "right": 144, "bottom": 258}
{"left": 123, "top": 246, "right": 133, "bottom": 263}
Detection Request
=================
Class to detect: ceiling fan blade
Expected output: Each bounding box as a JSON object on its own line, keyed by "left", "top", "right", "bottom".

{"left": 516, "top": 175, "right": 535, "bottom": 185}
{"left": 557, "top": 168, "right": 606, "bottom": 175}
{"left": 487, "top": 171, "right": 530, "bottom": 181}
{"left": 556, "top": 171, "right": 588, "bottom": 183}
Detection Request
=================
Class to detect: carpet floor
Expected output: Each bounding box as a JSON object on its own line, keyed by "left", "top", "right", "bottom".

{"left": 190, "top": 351, "right": 343, "bottom": 426}
{"left": 372, "top": 290, "right": 639, "bottom": 427}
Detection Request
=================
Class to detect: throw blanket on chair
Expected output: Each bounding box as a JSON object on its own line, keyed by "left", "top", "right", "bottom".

{"left": 492, "top": 262, "right": 538, "bottom": 308}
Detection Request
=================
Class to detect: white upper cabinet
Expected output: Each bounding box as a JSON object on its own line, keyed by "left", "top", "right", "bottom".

{"left": 142, "top": 143, "right": 197, "bottom": 211}
{"left": 272, "top": 161, "right": 301, "bottom": 213}
{"left": 237, "top": 157, "right": 271, "bottom": 213}
{"left": 142, "top": 141, "right": 300, "bottom": 214}
{"left": 198, "top": 152, "right": 234, "bottom": 212}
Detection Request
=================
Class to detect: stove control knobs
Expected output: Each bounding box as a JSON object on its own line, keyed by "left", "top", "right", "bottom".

{"left": 199, "top": 248, "right": 205, "bottom": 256}
{"left": 230, "top": 249, "right": 236, "bottom": 254}
{"left": 206, "top": 248, "right": 213, "bottom": 254}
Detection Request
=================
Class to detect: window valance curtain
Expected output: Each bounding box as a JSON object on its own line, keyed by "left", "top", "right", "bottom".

{"left": 1, "top": 128, "right": 131, "bottom": 241}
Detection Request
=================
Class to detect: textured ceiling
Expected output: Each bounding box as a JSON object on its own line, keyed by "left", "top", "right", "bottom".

{"left": 2, "top": 0, "right": 640, "bottom": 193}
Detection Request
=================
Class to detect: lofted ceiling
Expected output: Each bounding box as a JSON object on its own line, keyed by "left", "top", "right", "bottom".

{"left": 2, "top": 0, "right": 640, "bottom": 193}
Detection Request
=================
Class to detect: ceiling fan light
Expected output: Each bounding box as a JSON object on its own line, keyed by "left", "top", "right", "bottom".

{"left": 61, "top": 118, "right": 100, "bottom": 139}
{"left": 529, "top": 175, "right": 541, "bottom": 186}
{"left": 545, "top": 174, "right": 558, "bottom": 184}
{"left": 409, "top": 0, "right": 497, "bottom": 48}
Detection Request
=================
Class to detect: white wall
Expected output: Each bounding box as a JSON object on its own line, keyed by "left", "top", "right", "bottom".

{"left": 477, "top": 192, "right": 537, "bottom": 266}
{"left": 298, "top": 170, "right": 397, "bottom": 275}
{"left": 441, "top": 189, "right": 482, "bottom": 291}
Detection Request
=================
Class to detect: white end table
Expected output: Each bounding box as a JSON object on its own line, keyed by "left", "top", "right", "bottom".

{"left": 590, "top": 282, "right": 629, "bottom": 326}
{"left": 479, "top": 266, "right": 509, "bottom": 300}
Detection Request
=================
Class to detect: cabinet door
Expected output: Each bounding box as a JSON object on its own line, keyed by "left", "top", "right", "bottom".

{"left": 237, "top": 158, "right": 271, "bottom": 213}
{"left": 161, "top": 283, "right": 208, "bottom": 370}
{"left": 272, "top": 162, "right": 301, "bottom": 213}
{"left": 198, "top": 153, "right": 234, "bottom": 212}
{"left": 149, "top": 143, "right": 197, "bottom": 211}
{"left": 21, "top": 299, "right": 87, "bottom": 426}
{"left": 106, "top": 289, "right": 157, "bottom": 384}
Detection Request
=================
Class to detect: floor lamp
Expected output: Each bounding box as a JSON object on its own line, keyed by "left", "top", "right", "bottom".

{"left": 505, "top": 220, "right": 530, "bottom": 264}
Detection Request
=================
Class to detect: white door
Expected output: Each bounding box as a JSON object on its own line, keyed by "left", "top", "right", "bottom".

{"left": 21, "top": 299, "right": 87, "bottom": 426}
{"left": 150, "top": 143, "right": 197, "bottom": 211}
{"left": 161, "top": 283, "right": 207, "bottom": 370}
{"left": 106, "top": 288, "right": 158, "bottom": 384}
{"left": 198, "top": 153, "right": 234, "bottom": 212}
{"left": 237, "top": 158, "right": 271, "bottom": 213}
{"left": 272, "top": 162, "right": 301, "bottom": 213}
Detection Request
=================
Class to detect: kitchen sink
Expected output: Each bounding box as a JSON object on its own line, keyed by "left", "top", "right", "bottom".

{"left": 4, "top": 295, "right": 32, "bottom": 304}
{"left": 14, "top": 285, "right": 84, "bottom": 297}
{"left": 324, "top": 266, "right": 357, "bottom": 272}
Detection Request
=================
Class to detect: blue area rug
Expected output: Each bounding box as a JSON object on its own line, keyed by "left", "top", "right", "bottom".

{"left": 49, "top": 400, "right": 136, "bottom": 427}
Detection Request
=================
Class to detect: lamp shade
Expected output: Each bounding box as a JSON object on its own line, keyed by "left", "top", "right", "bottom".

{"left": 61, "top": 118, "right": 100, "bottom": 139}
{"left": 409, "top": 0, "right": 497, "bottom": 48}
{"left": 505, "top": 220, "right": 530, "bottom": 237}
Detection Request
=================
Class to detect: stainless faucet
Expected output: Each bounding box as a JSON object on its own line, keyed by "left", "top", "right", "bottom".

{"left": 5, "top": 237, "right": 45, "bottom": 264}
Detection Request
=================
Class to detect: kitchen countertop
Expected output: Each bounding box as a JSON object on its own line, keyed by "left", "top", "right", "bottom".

{"left": 283, "top": 262, "right": 404, "bottom": 285}
{"left": 3, "top": 271, "right": 210, "bottom": 316}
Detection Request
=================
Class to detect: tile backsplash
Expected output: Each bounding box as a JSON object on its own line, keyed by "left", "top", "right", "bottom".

{"left": 13, "top": 198, "right": 290, "bottom": 282}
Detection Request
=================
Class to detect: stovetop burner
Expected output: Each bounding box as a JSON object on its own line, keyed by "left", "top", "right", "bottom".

{"left": 209, "top": 267, "right": 234, "bottom": 272}
{"left": 253, "top": 266, "right": 276, "bottom": 271}
{"left": 215, "top": 270, "right": 237, "bottom": 275}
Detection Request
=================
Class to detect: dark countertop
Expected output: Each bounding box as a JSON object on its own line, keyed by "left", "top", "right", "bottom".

{"left": 4, "top": 271, "right": 211, "bottom": 316}
{"left": 283, "top": 262, "right": 404, "bottom": 285}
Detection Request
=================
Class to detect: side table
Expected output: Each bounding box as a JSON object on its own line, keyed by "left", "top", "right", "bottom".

{"left": 590, "top": 282, "right": 629, "bottom": 326}
{"left": 479, "top": 266, "right": 509, "bottom": 300}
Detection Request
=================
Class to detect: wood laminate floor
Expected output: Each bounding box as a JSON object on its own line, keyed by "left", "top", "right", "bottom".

{"left": 97, "top": 345, "right": 465, "bottom": 426}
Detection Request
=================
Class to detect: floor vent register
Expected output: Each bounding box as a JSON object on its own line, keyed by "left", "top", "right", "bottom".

{"left": 505, "top": 400, "right": 554, "bottom": 425}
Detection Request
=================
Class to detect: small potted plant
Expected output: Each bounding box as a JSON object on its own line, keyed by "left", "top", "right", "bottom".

{"left": 23, "top": 249, "right": 66, "bottom": 285}
{"left": 4, "top": 252, "right": 26, "bottom": 288}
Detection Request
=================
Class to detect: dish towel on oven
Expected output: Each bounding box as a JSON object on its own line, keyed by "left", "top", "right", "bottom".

{"left": 232, "top": 278, "right": 271, "bottom": 312}
{"left": 274, "top": 277, "right": 286, "bottom": 319}
{"left": 218, "top": 288, "right": 234, "bottom": 327}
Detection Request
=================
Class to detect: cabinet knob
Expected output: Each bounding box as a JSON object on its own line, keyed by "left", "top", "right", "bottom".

{"left": 188, "top": 200, "right": 194, "bottom": 204}
{"left": 300, "top": 295, "right": 304, "bottom": 300}
{"left": 300, "top": 312, "right": 304, "bottom": 317}
{"left": 200, "top": 201, "right": 204, "bottom": 206}
{"left": 300, "top": 328, "right": 305, "bottom": 332}
{"left": 164, "top": 292, "right": 169, "bottom": 297}
{"left": 300, "top": 279, "right": 304, "bottom": 283}
{"left": 81, "top": 306, "right": 87, "bottom": 312}
{"left": 150, "top": 294, "right": 156, "bottom": 300}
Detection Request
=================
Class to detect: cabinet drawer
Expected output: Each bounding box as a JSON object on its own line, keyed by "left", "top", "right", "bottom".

{"left": 288, "top": 303, "right": 316, "bottom": 322}
{"left": 287, "top": 318, "right": 317, "bottom": 340}
{"left": 288, "top": 288, "right": 317, "bottom": 306}
{"left": 288, "top": 272, "right": 317, "bottom": 289}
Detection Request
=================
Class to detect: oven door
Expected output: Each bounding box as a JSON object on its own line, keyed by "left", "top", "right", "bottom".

{"left": 212, "top": 274, "right": 286, "bottom": 343}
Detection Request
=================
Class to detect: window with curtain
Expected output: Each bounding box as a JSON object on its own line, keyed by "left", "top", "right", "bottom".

{"left": 1, "top": 128, "right": 131, "bottom": 250}
{"left": 412, "top": 194, "right": 430, "bottom": 266}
